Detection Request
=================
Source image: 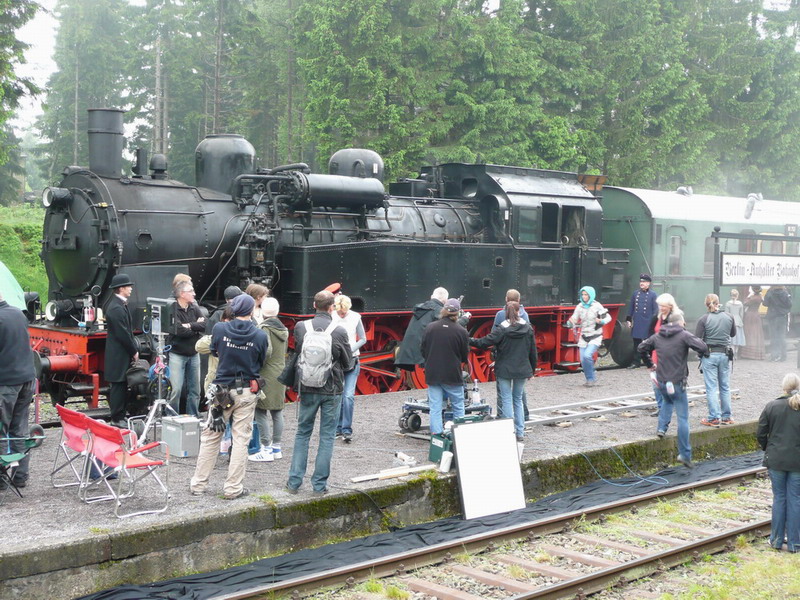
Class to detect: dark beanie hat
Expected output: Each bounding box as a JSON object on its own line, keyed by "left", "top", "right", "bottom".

{"left": 230, "top": 293, "right": 255, "bottom": 317}
{"left": 224, "top": 285, "right": 243, "bottom": 301}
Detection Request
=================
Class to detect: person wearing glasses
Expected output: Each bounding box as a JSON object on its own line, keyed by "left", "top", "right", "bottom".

{"left": 168, "top": 279, "right": 205, "bottom": 416}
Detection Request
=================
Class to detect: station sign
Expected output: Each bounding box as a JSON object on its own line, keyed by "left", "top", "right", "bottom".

{"left": 721, "top": 253, "right": 800, "bottom": 286}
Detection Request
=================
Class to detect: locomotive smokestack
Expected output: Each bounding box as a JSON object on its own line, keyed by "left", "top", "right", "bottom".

{"left": 87, "top": 108, "right": 124, "bottom": 178}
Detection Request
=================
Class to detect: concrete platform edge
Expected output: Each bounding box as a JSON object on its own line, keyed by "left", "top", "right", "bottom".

{"left": 1, "top": 422, "right": 760, "bottom": 600}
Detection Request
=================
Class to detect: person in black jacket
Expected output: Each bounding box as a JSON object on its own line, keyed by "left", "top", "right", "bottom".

{"left": 470, "top": 301, "right": 537, "bottom": 441}
{"left": 167, "top": 279, "right": 205, "bottom": 416}
{"left": 757, "top": 373, "right": 800, "bottom": 552}
{"left": 421, "top": 298, "right": 469, "bottom": 435}
{"left": 0, "top": 292, "right": 36, "bottom": 489}
{"left": 286, "top": 290, "right": 353, "bottom": 495}
{"left": 638, "top": 311, "right": 708, "bottom": 468}
{"left": 103, "top": 274, "right": 139, "bottom": 427}
{"left": 395, "top": 287, "right": 449, "bottom": 371}
{"left": 764, "top": 286, "right": 792, "bottom": 362}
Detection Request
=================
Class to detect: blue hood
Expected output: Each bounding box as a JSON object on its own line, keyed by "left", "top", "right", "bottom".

{"left": 579, "top": 286, "right": 596, "bottom": 308}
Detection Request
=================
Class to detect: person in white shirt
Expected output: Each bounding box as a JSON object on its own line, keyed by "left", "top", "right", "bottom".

{"left": 332, "top": 294, "right": 367, "bottom": 442}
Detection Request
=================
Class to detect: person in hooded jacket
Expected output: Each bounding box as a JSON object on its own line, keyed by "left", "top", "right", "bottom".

{"left": 396, "top": 287, "right": 469, "bottom": 373}
{"left": 757, "top": 372, "right": 800, "bottom": 552}
{"left": 190, "top": 293, "right": 268, "bottom": 500}
{"left": 565, "top": 286, "right": 611, "bottom": 386}
{"left": 470, "top": 301, "right": 537, "bottom": 441}
{"left": 249, "top": 297, "right": 288, "bottom": 462}
{"left": 639, "top": 311, "right": 708, "bottom": 468}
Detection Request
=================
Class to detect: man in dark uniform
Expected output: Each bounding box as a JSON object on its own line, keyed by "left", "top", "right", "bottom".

{"left": 0, "top": 291, "right": 36, "bottom": 488}
{"left": 104, "top": 274, "right": 139, "bottom": 428}
{"left": 626, "top": 273, "right": 658, "bottom": 368}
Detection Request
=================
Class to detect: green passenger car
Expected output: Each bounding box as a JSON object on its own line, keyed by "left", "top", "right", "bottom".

{"left": 601, "top": 186, "right": 800, "bottom": 325}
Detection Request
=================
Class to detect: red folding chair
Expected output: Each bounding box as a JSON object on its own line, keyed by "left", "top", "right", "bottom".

{"left": 80, "top": 418, "right": 170, "bottom": 518}
{"left": 51, "top": 405, "right": 92, "bottom": 489}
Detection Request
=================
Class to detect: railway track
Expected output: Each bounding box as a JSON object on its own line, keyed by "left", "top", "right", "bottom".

{"left": 219, "top": 466, "right": 772, "bottom": 600}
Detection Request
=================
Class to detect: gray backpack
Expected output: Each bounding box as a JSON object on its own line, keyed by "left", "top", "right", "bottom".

{"left": 297, "top": 320, "right": 337, "bottom": 387}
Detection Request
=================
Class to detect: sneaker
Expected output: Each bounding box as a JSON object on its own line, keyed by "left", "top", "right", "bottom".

{"left": 334, "top": 432, "right": 343, "bottom": 440}
{"left": 223, "top": 487, "right": 249, "bottom": 500}
{"left": 11, "top": 476, "right": 27, "bottom": 488}
{"left": 248, "top": 448, "right": 274, "bottom": 462}
{"left": 700, "top": 418, "right": 721, "bottom": 427}
{"left": 677, "top": 455, "right": 694, "bottom": 468}
{"left": 312, "top": 487, "right": 329, "bottom": 496}
{"left": 657, "top": 430, "right": 666, "bottom": 439}
{"left": 285, "top": 485, "right": 300, "bottom": 495}
{"left": 343, "top": 433, "right": 353, "bottom": 443}
{"left": 271, "top": 446, "right": 283, "bottom": 459}
{"left": 190, "top": 487, "right": 204, "bottom": 496}
{"left": 721, "top": 418, "right": 735, "bottom": 425}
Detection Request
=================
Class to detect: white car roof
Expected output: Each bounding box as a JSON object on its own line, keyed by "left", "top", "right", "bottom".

{"left": 608, "top": 187, "right": 800, "bottom": 226}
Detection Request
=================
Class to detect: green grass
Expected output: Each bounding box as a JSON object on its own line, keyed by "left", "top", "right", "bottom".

{"left": 660, "top": 545, "right": 800, "bottom": 599}
{"left": 0, "top": 205, "right": 47, "bottom": 297}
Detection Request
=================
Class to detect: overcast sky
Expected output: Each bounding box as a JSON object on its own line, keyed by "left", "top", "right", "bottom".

{"left": 13, "top": 0, "right": 58, "bottom": 134}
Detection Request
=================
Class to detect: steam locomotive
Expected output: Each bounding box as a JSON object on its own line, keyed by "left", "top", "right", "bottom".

{"left": 30, "top": 108, "right": 631, "bottom": 407}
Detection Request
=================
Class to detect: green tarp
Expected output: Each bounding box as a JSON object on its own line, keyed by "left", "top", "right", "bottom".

{"left": 0, "top": 260, "right": 25, "bottom": 309}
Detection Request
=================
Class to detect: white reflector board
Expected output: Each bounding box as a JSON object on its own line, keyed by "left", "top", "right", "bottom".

{"left": 452, "top": 418, "right": 526, "bottom": 519}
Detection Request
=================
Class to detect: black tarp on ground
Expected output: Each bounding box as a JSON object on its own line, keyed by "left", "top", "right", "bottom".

{"left": 78, "top": 452, "right": 765, "bottom": 600}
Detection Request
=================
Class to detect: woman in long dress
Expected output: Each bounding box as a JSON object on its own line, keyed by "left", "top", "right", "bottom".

{"left": 740, "top": 286, "right": 766, "bottom": 360}
{"left": 725, "top": 289, "right": 746, "bottom": 356}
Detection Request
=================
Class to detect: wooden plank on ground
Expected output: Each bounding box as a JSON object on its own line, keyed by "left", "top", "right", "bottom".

{"left": 405, "top": 577, "right": 487, "bottom": 600}
{"left": 495, "top": 554, "right": 581, "bottom": 580}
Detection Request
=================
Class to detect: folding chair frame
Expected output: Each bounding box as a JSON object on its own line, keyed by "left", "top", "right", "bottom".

{"left": 80, "top": 418, "right": 170, "bottom": 518}
{"left": 51, "top": 405, "right": 92, "bottom": 489}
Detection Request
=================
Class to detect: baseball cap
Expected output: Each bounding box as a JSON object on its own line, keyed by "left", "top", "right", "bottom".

{"left": 444, "top": 298, "right": 461, "bottom": 313}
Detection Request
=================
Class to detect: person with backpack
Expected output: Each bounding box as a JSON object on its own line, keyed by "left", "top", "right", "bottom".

{"left": 286, "top": 290, "right": 353, "bottom": 495}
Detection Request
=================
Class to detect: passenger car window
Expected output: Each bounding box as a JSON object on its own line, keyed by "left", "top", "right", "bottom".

{"left": 669, "top": 235, "right": 682, "bottom": 275}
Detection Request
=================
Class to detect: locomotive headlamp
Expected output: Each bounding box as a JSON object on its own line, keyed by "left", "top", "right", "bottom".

{"left": 44, "top": 299, "right": 76, "bottom": 322}
{"left": 42, "top": 187, "right": 74, "bottom": 208}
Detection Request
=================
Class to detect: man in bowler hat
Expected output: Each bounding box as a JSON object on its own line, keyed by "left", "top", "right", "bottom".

{"left": 104, "top": 274, "right": 139, "bottom": 427}
{"left": 626, "top": 273, "right": 658, "bottom": 368}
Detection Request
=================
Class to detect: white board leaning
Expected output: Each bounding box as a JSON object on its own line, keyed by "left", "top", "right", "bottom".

{"left": 452, "top": 418, "right": 526, "bottom": 520}
{"left": 720, "top": 253, "right": 800, "bottom": 286}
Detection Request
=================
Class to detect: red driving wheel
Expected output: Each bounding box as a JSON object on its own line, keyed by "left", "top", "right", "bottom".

{"left": 468, "top": 319, "right": 495, "bottom": 382}
{"left": 356, "top": 324, "right": 406, "bottom": 395}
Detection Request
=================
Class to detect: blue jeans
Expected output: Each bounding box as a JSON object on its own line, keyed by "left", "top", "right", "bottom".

{"left": 0, "top": 381, "right": 34, "bottom": 481}
{"left": 654, "top": 384, "right": 671, "bottom": 431}
{"left": 495, "top": 384, "right": 530, "bottom": 420}
{"left": 168, "top": 352, "right": 201, "bottom": 417}
{"left": 769, "top": 469, "right": 800, "bottom": 551}
{"left": 701, "top": 353, "right": 731, "bottom": 421}
{"left": 426, "top": 384, "right": 465, "bottom": 435}
{"left": 580, "top": 343, "right": 600, "bottom": 382}
{"left": 287, "top": 392, "right": 341, "bottom": 492}
{"left": 658, "top": 381, "right": 691, "bottom": 461}
{"left": 497, "top": 378, "right": 526, "bottom": 439}
{"left": 337, "top": 360, "right": 360, "bottom": 436}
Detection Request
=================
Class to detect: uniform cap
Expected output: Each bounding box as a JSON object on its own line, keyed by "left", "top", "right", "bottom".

{"left": 639, "top": 273, "right": 652, "bottom": 282}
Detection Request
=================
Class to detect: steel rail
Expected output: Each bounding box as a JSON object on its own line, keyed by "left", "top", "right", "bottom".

{"left": 214, "top": 465, "right": 767, "bottom": 600}
{"left": 508, "top": 519, "right": 771, "bottom": 600}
